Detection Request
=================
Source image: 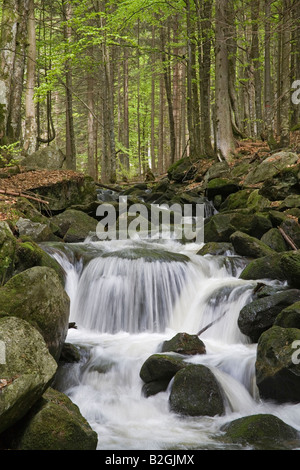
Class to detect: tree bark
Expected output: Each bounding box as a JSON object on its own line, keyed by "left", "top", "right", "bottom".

{"left": 279, "top": 0, "right": 291, "bottom": 148}
{"left": 24, "top": 0, "right": 37, "bottom": 155}
{"left": 264, "top": 0, "right": 275, "bottom": 146}
{"left": 214, "top": 0, "right": 235, "bottom": 161}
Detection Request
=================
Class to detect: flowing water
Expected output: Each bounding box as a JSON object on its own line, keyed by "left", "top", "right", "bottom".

{"left": 48, "top": 238, "right": 300, "bottom": 450}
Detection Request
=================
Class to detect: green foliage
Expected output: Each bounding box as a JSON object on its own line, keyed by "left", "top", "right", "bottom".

{"left": 0, "top": 142, "right": 21, "bottom": 168}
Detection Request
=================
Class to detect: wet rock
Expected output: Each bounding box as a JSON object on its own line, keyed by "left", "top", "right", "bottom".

{"left": 197, "top": 242, "right": 234, "bottom": 256}
{"left": 230, "top": 231, "right": 275, "bottom": 258}
{"left": 102, "top": 247, "right": 189, "bottom": 264}
{"left": 0, "top": 316, "right": 57, "bottom": 434}
{"left": 274, "top": 301, "right": 300, "bottom": 329}
{"left": 4, "top": 388, "right": 98, "bottom": 450}
{"left": 161, "top": 332, "right": 206, "bottom": 355}
{"left": 140, "top": 353, "right": 187, "bottom": 397}
{"left": 256, "top": 325, "right": 300, "bottom": 403}
{"left": 0, "top": 266, "right": 70, "bottom": 361}
{"left": 169, "top": 364, "right": 225, "bottom": 417}
{"left": 238, "top": 289, "right": 300, "bottom": 342}
{"left": 220, "top": 414, "right": 300, "bottom": 450}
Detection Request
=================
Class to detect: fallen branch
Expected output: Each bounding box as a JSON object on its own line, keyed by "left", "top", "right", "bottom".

{"left": 278, "top": 227, "right": 298, "bottom": 251}
{"left": 0, "top": 188, "right": 49, "bottom": 205}
{"left": 197, "top": 311, "right": 227, "bottom": 336}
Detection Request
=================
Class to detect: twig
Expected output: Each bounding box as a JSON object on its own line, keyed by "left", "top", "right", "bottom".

{"left": 278, "top": 226, "right": 298, "bottom": 251}
{"left": 197, "top": 311, "right": 227, "bottom": 336}
{"left": 0, "top": 189, "right": 49, "bottom": 205}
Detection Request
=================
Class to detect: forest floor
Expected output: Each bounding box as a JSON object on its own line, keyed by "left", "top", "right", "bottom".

{"left": 0, "top": 135, "right": 300, "bottom": 223}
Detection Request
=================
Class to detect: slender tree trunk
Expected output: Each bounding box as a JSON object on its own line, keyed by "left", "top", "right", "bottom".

{"left": 264, "top": 0, "right": 275, "bottom": 146}
{"left": 280, "top": 0, "right": 291, "bottom": 147}
{"left": 214, "top": 0, "right": 235, "bottom": 161}
{"left": 251, "top": 0, "right": 263, "bottom": 138}
{"left": 123, "top": 46, "right": 129, "bottom": 171}
{"left": 63, "top": 0, "right": 76, "bottom": 170}
{"left": 87, "top": 70, "right": 96, "bottom": 179}
{"left": 291, "top": 0, "right": 300, "bottom": 127}
{"left": 158, "top": 71, "right": 164, "bottom": 174}
{"left": 24, "top": 0, "right": 37, "bottom": 155}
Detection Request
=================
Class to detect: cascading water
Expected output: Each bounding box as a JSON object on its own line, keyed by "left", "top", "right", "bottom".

{"left": 49, "top": 239, "right": 300, "bottom": 450}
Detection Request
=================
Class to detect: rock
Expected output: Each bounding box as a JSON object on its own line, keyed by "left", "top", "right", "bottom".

{"left": 0, "top": 266, "right": 70, "bottom": 361}
{"left": 238, "top": 289, "right": 300, "bottom": 342}
{"left": 197, "top": 242, "right": 234, "bottom": 256}
{"left": 279, "top": 194, "right": 300, "bottom": 210}
{"left": 14, "top": 239, "right": 64, "bottom": 283}
{"left": 161, "top": 332, "right": 206, "bottom": 355}
{"left": 167, "top": 157, "right": 197, "bottom": 183}
{"left": 0, "top": 316, "right": 57, "bottom": 434}
{"left": 140, "top": 353, "right": 187, "bottom": 397}
{"left": 204, "top": 211, "right": 272, "bottom": 243}
{"left": 0, "top": 221, "right": 16, "bottom": 284}
{"left": 220, "top": 414, "right": 300, "bottom": 450}
{"left": 244, "top": 151, "right": 299, "bottom": 185}
{"left": 4, "top": 388, "right": 98, "bottom": 450}
{"left": 23, "top": 145, "right": 66, "bottom": 170}
{"left": 259, "top": 163, "right": 300, "bottom": 201}
{"left": 205, "top": 178, "right": 240, "bottom": 200}
{"left": 255, "top": 326, "right": 300, "bottom": 403}
{"left": 220, "top": 189, "right": 271, "bottom": 213}
{"left": 169, "top": 364, "right": 225, "bottom": 417}
{"left": 240, "top": 250, "right": 300, "bottom": 287}
{"left": 230, "top": 231, "right": 275, "bottom": 258}
{"left": 32, "top": 175, "right": 97, "bottom": 212}
{"left": 101, "top": 247, "right": 189, "bottom": 264}
{"left": 15, "top": 217, "right": 54, "bottom": 242}
{"left": 279, "top": 218, "right": 300, "bottom": 249}
{"left": 51, "top": 209, "right": 98, "bottom": 243}
{"left": 261, "top": 228, "right": 288, "bottom": 252}
{"left": 275, "top": 301, "right": 300, "bottom": 329}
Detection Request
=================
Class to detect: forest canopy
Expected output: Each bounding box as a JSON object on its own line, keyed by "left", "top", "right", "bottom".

{"left": 0, "top": 0, "right": 299, "bottom": 183}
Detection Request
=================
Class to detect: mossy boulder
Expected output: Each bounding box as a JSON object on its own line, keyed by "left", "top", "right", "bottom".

{"left": 244, "top": 151, "right": 299, "bottom": 185}
{"left": 274, "top": 301, "right": 300, "bottom": 329}
{"left": 4, "top": 388, "right": 98, "bottom": 450}
{"left": 51, "top": 209, "right": 98, "bottom": 243}
{"left": 102, "top": 247, "right": 189, "bottom": 264}
{"left": 255, "top": 326, "right": 300, "bottom": 403}
{"left": 169, "top": 364, "right": 225, "bottom": 417}
{"left": 15, "top": 218, "right": 55, "bottom": 243}
{"left": 220, "top": 414, "right": 300, "bottom": 450}
{"left": 220, "top": 189, "right": 271, "bottom": 213}
{"left": 0, "top": 266, "right": 70, "bottom": 361}
{"left": 0, "top": 316, "right": 57, "bottom": 434}
{"left": 240, "top": 250, "right": 300, "bottom": 286}
{"left": 205, "top": 178, "right": 240, "bottom": 200}
{"left": 197, "top": 242, "right": 234, "bottom": 256}
{"left": 261, "top": 228, "right": 288, "bottom": 252}
{"left": 167, "top": 157, "right": 196, "bottom": 183}
{"left": 238, "top": 289, "right": 300, "bottom": 342}
{"left": 140, "top": 353, "right": 187, "bottom": 397}
{"left": 230, "top": 231, "right": 275, "bottom": 258}
{"left": 0, "top": 221, "right": 16, "bottom": 284}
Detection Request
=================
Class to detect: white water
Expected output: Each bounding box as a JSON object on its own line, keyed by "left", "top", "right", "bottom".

{"left": 50, "top": 239, "right": 300, "bottom": 450}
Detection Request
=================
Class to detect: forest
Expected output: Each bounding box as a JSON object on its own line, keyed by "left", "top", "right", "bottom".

{"left": 1, "top": 0, "right": 300, "bottom": 184}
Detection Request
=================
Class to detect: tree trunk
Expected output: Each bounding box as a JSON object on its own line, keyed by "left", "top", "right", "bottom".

{"left": 279, "top": 0, "right": 291, "bottom": 148}
{"left": 24, "top": 0, "right": 37, "bottom": 155}
{"left": 264, "top": 0, "right": 275, "bottom": 146}
{"left": 87, "top": 70, "right": 97, "bottom": 180}
{"left": 63, "top": 0, "right": 76, "bottom": 170}
{"left": 251, "top": 0, "right": 263, "bottom": 138}
{"left": 214, "top": 0, "right": 235, "bottom": 161}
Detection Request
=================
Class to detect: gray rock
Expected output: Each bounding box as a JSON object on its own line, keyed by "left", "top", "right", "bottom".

{"left": 0, "top": 221, "right": 16, "bottom": 284}
{"left": 0, "top": 316, "right": 57, "bottom": 434}
{"left": 23, "top": 145, "right": 66, "bottom": 170}
{"left": 16, "top": 217, "right": 53, "bottom": 242}
{"left": 244, "top": 151, "right": 299, "bottom": 185}
{"left": 230, "top": 231, "right": 275, "bottom": 258}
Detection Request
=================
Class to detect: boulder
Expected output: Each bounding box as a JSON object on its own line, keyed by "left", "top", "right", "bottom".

{"left": 204, "top": 211, "right": 272, "bottom": 243}
{"left": 0, "top": 266, "right": 70, "bottom": 361}
{"left": 197, "top": 242, "right": 234, "bottom": 256}
{"left": 51, "top": 209, "right": 98, "bottom": 243}
{"left": 255, "top": 325, "right": 300, "bottom": 403}
{"left": 205, "top": 178, "right": 240, "bottom": 200}
{"left": 101, "top": 247, "right": 189, "bottom": 264}
{"left": 238, "top": 289, "right": 300, "bottom": 342}
{"left": 244, "top": 151, "right": 299, "bottom": 185}
{"left": 15, "top": 217, "right": 54, "bottom": 242}
{"left": 274, "top": 301, "right": 300, "bottom": 329}
{"left": 23, "top": 145, "right": 66, "bottom": 170}
{"left": 230, "top": 231, "right": 275, "bottom": 258}
{"left": 259, "top": 163, "right": 300, "bottom": 201}
{"left": 0, "top": 221, "right": 16, "bottom": 284}
{"left": 167, "top": 157, "right": 197, "bottom": 183}
{"left": 260, "top": 228, "right": 288, "bottom": 253}
{"left": 0, "top": 316, "right": 57, "bottom": 434}
{"left": 240, "top": 250, "right": 300, "bottom": 287}
{"left": 140, "top": 353, "right": 187, "bottom": 397}
{"left": 32, "top": 175, "right": 97, "bottom": 212}
{"left": 220, "top": 189, "right": 271, "bottom": 213}
{"left": 220, "top": 414, "right": 300, "bottom": 450}
{"left": 169, "top": 364, "right": 225, "bottom": 417}
{"left": 4, "top": 388, "right": 98, "bottom": 450}
{"left": 161, "top": 332, "right": 206, "bottom": 355}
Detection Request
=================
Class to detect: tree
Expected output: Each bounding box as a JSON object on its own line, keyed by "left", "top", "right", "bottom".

{"left": 214, "top": 0, "right": 236, "bottom": 161}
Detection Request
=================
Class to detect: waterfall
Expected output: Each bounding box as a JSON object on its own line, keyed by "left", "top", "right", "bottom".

{"left": 49, "top": 239, "right": 300, "bottom": 450}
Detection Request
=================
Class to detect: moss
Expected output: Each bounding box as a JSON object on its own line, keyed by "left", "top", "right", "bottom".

{"left": 102, "top": 247, "right": 189, "bottom": 263}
